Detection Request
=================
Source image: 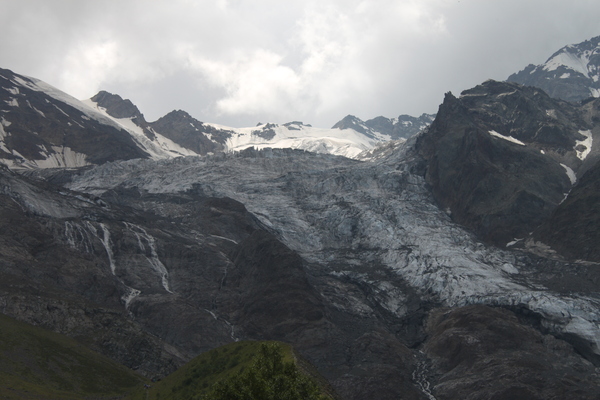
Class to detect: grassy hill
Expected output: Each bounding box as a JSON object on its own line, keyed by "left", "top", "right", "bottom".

{"left": 0, "top": 313, "right": 335, "bottom": 400}
{"left": 128, "top": 340, "right": 335, "bottom": 400}
{"left": 0, "top": 313, "right": 147, "bottom": 399}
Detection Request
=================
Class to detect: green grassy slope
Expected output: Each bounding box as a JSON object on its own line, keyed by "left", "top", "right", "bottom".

{"left": 128, "top": 340, "right": 335, "bottom": 400}
{"left": 0, "top": 313, "right": 147, "bottom": 399}
{"left": 0, "top": 314, "right": 335, "bottom": 400}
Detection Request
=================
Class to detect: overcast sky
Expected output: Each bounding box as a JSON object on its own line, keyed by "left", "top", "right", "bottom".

{"left": 2, "top": 0, "right": 599, "bottom": 128}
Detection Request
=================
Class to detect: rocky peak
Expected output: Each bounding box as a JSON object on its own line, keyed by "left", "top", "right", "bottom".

{"left": 332, "top": 113, "right": 435, "bottom": 141}
{"left": 283, "top": 121, "right": 312, "bottom": 130}
{"left": 90, "top": 90, "right": 146, "bottom": 121}
{"left": 90, "top": 90, "right": 157, "bottom": 141}
{"left": 332, "top": 115, "right": 369, "bottom": 134}
{"left": 416, "top": 80, "right": 595, "bottom": 245}
{"left": 149, "top": 109, "right": 228, "bottom": 154}
{"left": 508, "top": 35, "right": 600, "bottom": 102}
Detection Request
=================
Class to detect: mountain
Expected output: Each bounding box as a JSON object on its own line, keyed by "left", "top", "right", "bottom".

{"left": 2, "top": 66, "right": 600, "bottom": 400}
{"left": 416, "top": 79, "right": 598, "bottom": 246}
{"left": 84, "top": 90, "right": 403, "bottom": 160}
{"left": 332, "top": 113, "right": 435, "bottom": 140}
{"left": 0, "top": 68, "right": 150, "bottom": 168}
{"left": 0, "top": 68, "right": 404, "bottom": 169}
{"left": 508, "top": 35, "right": 600, "bottom": 102}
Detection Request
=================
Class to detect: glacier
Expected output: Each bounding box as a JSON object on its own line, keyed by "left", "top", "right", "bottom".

{"left": 66, "top": 141, "right": 600, "bottom": 359}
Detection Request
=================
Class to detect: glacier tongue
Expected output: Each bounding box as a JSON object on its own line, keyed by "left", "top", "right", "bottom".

{"left": 67, "top": 146, "right": 600, "bottom": 357}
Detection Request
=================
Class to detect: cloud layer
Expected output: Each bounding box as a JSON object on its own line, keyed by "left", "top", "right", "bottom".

{"left": 2, "top": 0, "right": 600, "bottom": 127}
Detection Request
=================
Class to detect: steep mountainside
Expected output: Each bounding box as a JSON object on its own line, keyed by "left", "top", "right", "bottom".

{"left": 416, "top": 79, "right": 598, "bottom": 246}
{"left": 332, "top": 113, "right": 435, "bottom": 140}
{"left": 0, "top": 68, "right": 150, "bottom": 168}
{"left": 508, "top": 35, "right": 600, "bottom": 102}
{"left": 534, "top": 158, "right": 600, "bottom": 262}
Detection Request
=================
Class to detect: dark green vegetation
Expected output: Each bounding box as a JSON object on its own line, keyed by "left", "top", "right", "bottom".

{"left": 0, "top": 313, "right": 146, "bottom": 399}
{"left": 203, "top": 342, "right": 329, "bottom": 400}
{"left": 0, "top": 315, "right": 334, "bottom": 400}
{"left": 130, "top": 341, "right": 333, "bottom": 400}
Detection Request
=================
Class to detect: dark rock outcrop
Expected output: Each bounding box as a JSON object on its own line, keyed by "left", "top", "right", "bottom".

{"left": 416, "top": 80, "right": 593, "bottom": 245}
{"left": 424, "top": 305, "right": 600, "bottom": 400}
{"left": 150, "top": 109, "right": 232, "bottom": 153}
{"left": 90, "top": 90, "right": 156, "bottom": 140}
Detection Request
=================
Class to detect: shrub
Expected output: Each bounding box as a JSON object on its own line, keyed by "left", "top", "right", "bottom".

{"left": 201, "top": 343, "right": 328, "bottom": 400}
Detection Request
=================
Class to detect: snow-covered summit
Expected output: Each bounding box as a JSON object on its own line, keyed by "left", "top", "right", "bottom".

{"left": 508, "top": 35, "right": 600, "bottom": 102}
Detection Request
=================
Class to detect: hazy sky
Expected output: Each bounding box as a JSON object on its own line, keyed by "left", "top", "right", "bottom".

{"left": 2, "top": 0, "right": 599, "bottom": 127}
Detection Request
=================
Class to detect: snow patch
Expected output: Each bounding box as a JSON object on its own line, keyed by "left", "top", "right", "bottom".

{"left": 4, "top": 86, "right": 19, "bottom": 95}
{"left": 489, "top": 130, "right": 525, "bottom": 146}
{"left": 543, "top": 51, "right": 590, "bottom": 78}
{"left": 5, "top": 98, "right": 18, "bottom": 107}
{"left": 560, "top": 72, "right": 571, "bottom": 79}
{"left": 52, "top": 103, "right": 70, "bottom": 117}
{"left": 506, "top": 238, "right": 523, "bottom": 247}
{"left": 223, "top": 124, "right": 390, "bottom": 159}
{"left": 122, "top": 287, "right": 141, "bottom": 309}
{"left": 2, "top": 145, "right": 90, "bottom": 170}
{"left": 560, "top": 163, "right": 577, "bottom": 185}
{"left": 497, "top": 90, "right": 517, "bottom": 97}
{"left": 575, "top": 130, "right": 593, "bottom": 160}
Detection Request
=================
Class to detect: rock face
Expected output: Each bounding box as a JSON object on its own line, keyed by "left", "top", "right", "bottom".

{"left": 534, "top": 159, "right": 600, "bottom": 262}
{"left": 416, "top": 80, "right": 598, "bottom": 246}
{"left": 150, "top": 109, "right": 231, "bottom": 153}
{"left": 90, "top": 90, "right": 155, "bottom": 140}
{"left": 508, "top": 35, "right": 600, "bottom": 102}
{"left": 332, "top": 113, "right": 435, "bottom": 140}
{"left": 424, "top": 305, "right": 600, "bottom": 400}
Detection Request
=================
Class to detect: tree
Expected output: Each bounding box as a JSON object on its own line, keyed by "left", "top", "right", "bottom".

{"left": 201, "top": 343, "right": 329, "bottom": 400}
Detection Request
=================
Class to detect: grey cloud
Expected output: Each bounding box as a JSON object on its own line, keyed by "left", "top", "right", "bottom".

{"left": 1, "top": 0, "right": 599, "bottom": 128}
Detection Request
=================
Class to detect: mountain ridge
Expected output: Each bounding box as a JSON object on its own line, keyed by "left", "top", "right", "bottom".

{"left": 508, "top": 35, "right": 600, "bottom": 102}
